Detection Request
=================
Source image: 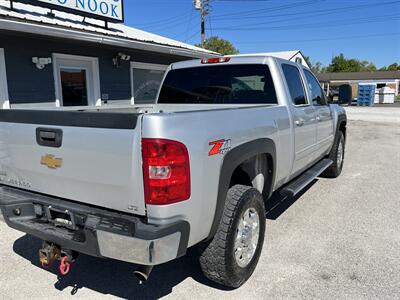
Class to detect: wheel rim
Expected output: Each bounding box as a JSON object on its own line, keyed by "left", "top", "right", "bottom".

{"left": 234, "top": 208, "right": 260, "bottom": 268}
{"left": 337, "top": 138, "right": 344, "bottom": 168}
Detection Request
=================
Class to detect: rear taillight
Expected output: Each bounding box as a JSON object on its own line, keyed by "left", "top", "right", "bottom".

{"left": 201, "top": 57, "right": 231, "bottom": 64}
{"left": 142, "top": 138, "right": 191, "bottom": 205}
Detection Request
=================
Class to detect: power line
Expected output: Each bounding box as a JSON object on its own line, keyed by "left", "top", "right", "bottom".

{"left": 233, "top": 32, "right": 400, "bottom": 45}
{"left": 209, "top": 2, "right": 400, "bottom": 33}
{"left": 184, "top": 29, "right": 201, "bottom": 43}
{"left": 208, "top": 12, "right": 214, "bottom": 37}
{"left": 212, "top": 14, "right": 400, "bottom": 31}
{"left": 191, "top": 0, "right": 321, "bottom": 45}
{"left": 184, "top": 8, "right": 196, "bottom": 41}
{"left": 212, "top": 0, "right": 323, "bottom": 19}
{"left": 141, "top": 18, "right": 193, "bottom": 33}
{"left": 212, "top": 0, "right": 400, "bottom": 22}
{"left": 216, "top": 0, "right": 273, "bottom": 1}
{"left": 133, "top": 10, "right": 192, "bottom": 27}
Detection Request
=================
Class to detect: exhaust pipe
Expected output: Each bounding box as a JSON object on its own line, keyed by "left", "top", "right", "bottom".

{"left": 134, "top": 265, "right": 154, "bottom": 283}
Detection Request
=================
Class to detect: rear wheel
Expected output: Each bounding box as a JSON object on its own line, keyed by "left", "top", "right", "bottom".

{"left": 199, "top": 185, "right": 266, "bottom": 288}
{"left": 322, "top": 131, "right": 345, "bottom": 178}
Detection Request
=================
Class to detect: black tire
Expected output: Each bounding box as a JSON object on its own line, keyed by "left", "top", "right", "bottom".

{"left": 322, "top": 131, "right": 345, "bottom": 178}
{"left": 199, "top": 185, "right": 266, "bottom": 288}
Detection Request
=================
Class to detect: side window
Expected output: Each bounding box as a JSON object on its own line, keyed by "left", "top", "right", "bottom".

{"left": 282, "top": 64, "right": 307, "bottom": 106}
{"left": 304, "top": 69, "right": 327, "bottom": 106}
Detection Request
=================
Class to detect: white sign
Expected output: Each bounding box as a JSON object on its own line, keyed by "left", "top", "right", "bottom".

{"left": 29, "top": 0, "right": 124, "bottom": 22}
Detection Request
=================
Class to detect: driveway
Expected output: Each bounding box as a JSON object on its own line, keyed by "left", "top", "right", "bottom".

{"left": 1, "top": 106, "right": 399, "bottom": 299}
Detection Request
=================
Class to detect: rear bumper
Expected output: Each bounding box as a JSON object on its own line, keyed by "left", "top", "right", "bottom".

{"left": 0, "top": 185, "right": 189, "bottom": 266}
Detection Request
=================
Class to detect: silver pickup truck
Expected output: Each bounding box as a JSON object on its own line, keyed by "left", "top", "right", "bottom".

{"left": 0, "top": 55, "right": 346, "bottom": 288}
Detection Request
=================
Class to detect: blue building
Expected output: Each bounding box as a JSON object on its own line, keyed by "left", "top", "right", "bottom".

{"left": 0, "top": 1, "right": 215, "bottom": 109}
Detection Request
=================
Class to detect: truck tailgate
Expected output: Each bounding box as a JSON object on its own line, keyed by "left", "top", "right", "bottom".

{"left": 0, "top": 110, "right": 146, "bottom": 215}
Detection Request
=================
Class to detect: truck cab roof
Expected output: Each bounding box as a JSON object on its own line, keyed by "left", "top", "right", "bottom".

{"left": 169, "top": 54, "right": 308, "bottom": 70}
{"left": 169, "top": 55, "right": 280, "bottom": 70}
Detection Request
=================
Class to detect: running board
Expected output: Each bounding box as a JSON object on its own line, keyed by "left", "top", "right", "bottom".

{"left": 280, "top": 159, "right": 333, "bottom": 198}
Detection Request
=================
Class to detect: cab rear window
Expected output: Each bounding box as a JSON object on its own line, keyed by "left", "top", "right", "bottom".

{"left": 158, "top": 64, "right": 277, "bottom": 105}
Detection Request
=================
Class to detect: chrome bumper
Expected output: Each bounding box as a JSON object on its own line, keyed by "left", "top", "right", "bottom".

{"left": 97, "top": 231, "right": 181, "bottom": 265}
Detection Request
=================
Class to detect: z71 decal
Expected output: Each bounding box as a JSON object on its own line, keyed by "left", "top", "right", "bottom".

{"left": 209, "top": 139, "right": 231, "bottom": 156}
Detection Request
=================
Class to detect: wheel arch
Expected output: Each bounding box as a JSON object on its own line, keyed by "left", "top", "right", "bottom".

{"left": 336, "top": 114, "right": 347, "bottom": 142}
{"left": 207, "top": 138, "right": 276, "bottom": 240}
{"left": 339, "top": 117, "right": 347, "bottom": 140}
{"left": 328, "top": 113, "right": 347, "bottom": 155}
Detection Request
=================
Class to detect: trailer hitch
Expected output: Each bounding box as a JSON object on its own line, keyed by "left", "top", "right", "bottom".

{"left": 39, "top": 242, "right": 77, "bottom": 276}
{"left": 39, "top": 242, "right": 61, "bottom": 268}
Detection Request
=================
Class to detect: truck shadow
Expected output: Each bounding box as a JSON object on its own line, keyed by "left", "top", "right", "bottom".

{"left": 12, "top": 180, "right": 317, "bottom": 299}
{"left": 12, "top": 235, "right": 228, "bottom": 299}
{"left": 265, "top": 179, "right": 318, "bottom": 220}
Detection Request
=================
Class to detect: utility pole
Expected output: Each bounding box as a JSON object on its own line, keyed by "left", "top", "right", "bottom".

{"left": 194, "top": 0, "right": 210, "bottom": 47}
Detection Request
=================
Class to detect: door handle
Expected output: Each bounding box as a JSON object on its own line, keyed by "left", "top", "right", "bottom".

{"left": 295, "top": 120, "right": 304, "bottom": 127}
{"left": 316, "top": 116, "right": 322, "bottom": 122}
{"left": 36, "top": 128, "right": 63, "bottom": 148}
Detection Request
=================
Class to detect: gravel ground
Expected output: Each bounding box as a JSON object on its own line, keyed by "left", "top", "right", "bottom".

{"left": 1, "top": 107, "right": 400, "bottom": 300}
{"left": 345, "top": 106, "right": 400, "bottom": 124}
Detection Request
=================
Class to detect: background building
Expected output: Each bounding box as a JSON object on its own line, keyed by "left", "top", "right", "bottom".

{"left": 317, "top": 71, "right": 400, "bottom": 100}
{"left": 0, "top": 0, "right": 216, "bottom": 109}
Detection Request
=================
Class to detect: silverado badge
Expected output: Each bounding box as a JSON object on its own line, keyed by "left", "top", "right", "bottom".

{"left": 41, "top": 154, "right": 63, "bottom": 169}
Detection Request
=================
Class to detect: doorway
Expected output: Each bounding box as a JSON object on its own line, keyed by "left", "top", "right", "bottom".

{"left": 53, "top": 53, "right": 101, "bottom": 107}
{"left": 0, "top": 48, "right": 9, "bottom": 109}
{"left": 130, "top": 62, "right": 167, "bottom": 104}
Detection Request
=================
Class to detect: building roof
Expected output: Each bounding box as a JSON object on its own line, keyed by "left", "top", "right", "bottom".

{"left": 317, "top": 71, "right": 400, "bottom": 82}
{"left": 231, "top": 50, "right": 310, "bottom": 68}
{"left": 232, "top": 50, "right": 300, "bottom": 60}
{"left": 0, "top": 0, "right": 217, "bottom": 58}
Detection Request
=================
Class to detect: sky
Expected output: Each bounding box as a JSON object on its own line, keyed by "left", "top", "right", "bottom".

{"left": 124, "top": 0, "right": 400, "bottom": 68}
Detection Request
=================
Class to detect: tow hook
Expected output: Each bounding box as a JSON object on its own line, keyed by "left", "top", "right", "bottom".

{"left": 59, "top": 256, "right": 72, "bottom": 276}
{"left": 58, "top": 249, "right": 77, "bottom": 276}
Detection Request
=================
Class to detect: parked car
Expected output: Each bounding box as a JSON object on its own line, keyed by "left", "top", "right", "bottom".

{"left": 0, "top": 55, "right": 347, "bottom": 288}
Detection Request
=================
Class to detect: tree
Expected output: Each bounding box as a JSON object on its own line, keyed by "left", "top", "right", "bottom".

{"left": 360, "top": 60, "right": 377, "bottom": 72}
{"left": 304, "top": 56, "right": 325, "bottom": 74}
{"left": 304, "top": 56, "right": 326, "bottom": 74}
{"left": 379, "top": 63, "right": 400, "bottom": 71}
{"left": 326, "top": 53, "right": 377, "bottom": 72}
{"left": 303, "top": 54, "right": 398, "bottom": 73}
{"left": 196, "top": 36, "right": 239, "bottom": 55}
{"left": 312, "top": 61, "right": 325, "bottom": 74}
{"left": 304, "top": 56, "right": 312, "bottom": 68}
{"left": 386, "top": 63, "right": 400, "bottom": 71}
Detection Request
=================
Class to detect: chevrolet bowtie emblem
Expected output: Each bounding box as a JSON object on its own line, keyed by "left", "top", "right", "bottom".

{"left": 41, "top": 154, "right": 63, "bottom": 169}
